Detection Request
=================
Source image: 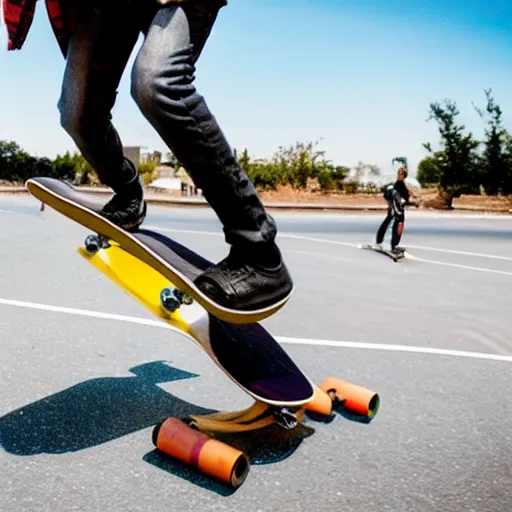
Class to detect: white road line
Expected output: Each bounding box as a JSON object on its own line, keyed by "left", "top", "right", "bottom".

{"left": 145, "top": 226, "right": 223, "bottom": 238}
{"left": 405, "top": 254, "right": 512, "bottom": 276}
{"left": 1, "top": 297, "right": 511, "bottom": 363}
{"left": 145, "top": 226, "right": 358, "bottom": 247}
{"left": 0, "top": 298, "right": 165, "bottom": 328}
{"left": 405, "top": 244, "right": 512, "bottom": 262}
{"left": 278, "top": 337, "right": 512, "bottom": 363}
{"left": 145, "top": 226, "right": 512, "bottom": 275}
{"left": 280, "top": 233, "right": 357, "bottom": 248}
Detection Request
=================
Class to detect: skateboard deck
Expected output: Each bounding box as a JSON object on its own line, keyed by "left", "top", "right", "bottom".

{"left": 25, "top": 177, "right": 292, "bottom": 325}
{"left": 358, "top": 244, "right": 405, "bottom": 262}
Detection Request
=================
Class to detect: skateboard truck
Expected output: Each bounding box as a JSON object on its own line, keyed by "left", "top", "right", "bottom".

{"left": 84, "top": 234, "right": 110, "bottom": 254}
{"left": 160, "top": 287, "right": 194, "bottom": 312}
{"left": 273, "top": 407, "right": 299, "bottom": 430}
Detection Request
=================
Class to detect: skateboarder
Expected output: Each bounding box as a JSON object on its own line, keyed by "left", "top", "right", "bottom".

{"left": 376, "top": 166, "right": 418, "bottom": 255}
{"left": 3, "top": 0, "right": 292, "bottom": 312}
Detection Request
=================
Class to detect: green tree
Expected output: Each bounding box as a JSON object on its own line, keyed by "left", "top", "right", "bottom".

{"left": 0, "top": 140, "right": 30, "bottom": 182}
{"left": 270, "top": 140, "right": 330, "bottom": 189}
{"left": 0, "top": 140, "right": 57, "bottom": 183}
{"left": 473, "top": 88, "right": 511, "bottom": 195}
{"left": 53, "top": 152, "right": 80, "bottom": 182}
{"left": 238, "top": 148, "right": 251, "bottom": 172}
{"left": 238, "top": 140, "right": 338, "bottom": 191}
{"left": 423, "top": 99, "right": 481, "bottom": 207}
{"left": 416, "top": 154, "right": 443, "bottom": 187}
{"left": 316, "top": 164, "right": 349, "bottom": 192}
{"left": 504, "top": 134, "right": 512, "bottom": 195}
{"left": 31, "top": 157, "right": 55, "bottom": 180}
{"left": 69, "top": 153, "right": 97, "bottom": 185}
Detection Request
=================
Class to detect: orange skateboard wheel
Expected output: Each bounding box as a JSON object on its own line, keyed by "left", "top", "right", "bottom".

{"left": 320, "top": 378, "right": 380, "bottom": 418}
{"left": 303, "top": 385, "right": 333, "bottom": 416}
{"left": 153, "top": 418, "right": 250, "bottom": 487}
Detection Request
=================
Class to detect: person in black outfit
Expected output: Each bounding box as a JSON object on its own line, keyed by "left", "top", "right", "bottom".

{"left": 376, "top": 167, "right": 418, "bottom": 254}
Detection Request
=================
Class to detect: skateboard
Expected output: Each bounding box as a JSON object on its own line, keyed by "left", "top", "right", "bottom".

{"left": 25, "top": 177, "right": 292, "bottom": 325}
{"left": 75, "top": 226, "right": 379, "bottom": 487}
{"left": 358, "top": 244, "right": 406, "bottom": 262}
{"left": 27, "top": 176, "right": 380, "bottom": 487}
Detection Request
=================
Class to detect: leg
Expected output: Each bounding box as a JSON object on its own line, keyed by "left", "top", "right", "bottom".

{"left": 57, "top": 0, "right": 146, "bottom": 230}
{"left": 131, "top": 4, "right": 292, "bottom": 311}
{"left": 391, "top": 214, "right": 405, "bottom": 250}
{"left": 132, "top": 3, "right": 276, "bottom": 248}
{"left": 390, "top": 193, "right": 405, "bottom": 250}
{"left": 376, "top": 206, "right": 393, "bottom": 245}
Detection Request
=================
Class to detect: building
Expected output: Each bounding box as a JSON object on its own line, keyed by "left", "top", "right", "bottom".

{"left": 149, "top": 162, "right": 199, "bottom": 197}
{"left": 122, "top": 146, "right": 142, "bottom": 166}
{"left": 123, "top": 146, "right": 199, "bottom": 196}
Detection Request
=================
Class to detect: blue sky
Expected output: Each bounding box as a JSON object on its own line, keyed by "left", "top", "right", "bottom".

{"left": 1, "top": 0, "right": 511, "bottom": 179}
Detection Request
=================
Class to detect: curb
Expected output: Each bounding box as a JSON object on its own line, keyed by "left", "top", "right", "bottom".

{"left": 1, "top": 186, "right": 511, "bottom": 214}
{"left": 0, "top": 186, "right": 387, "bottom": 211}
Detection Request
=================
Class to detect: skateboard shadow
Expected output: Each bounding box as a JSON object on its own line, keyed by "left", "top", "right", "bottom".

{"left": 0, "top": 361, "right": 208, "bottom": 456}
{"left": 0, "top": 360, "right": 316, "bottom": 496}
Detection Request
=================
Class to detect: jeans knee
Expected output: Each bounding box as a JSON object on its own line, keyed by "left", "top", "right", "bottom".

{"left": 130, "top": 63, "right": 155, "bottom": 116}
{"left": 59, "top": 100, "right": 83, "bottom": 140}
{"left": 131, "top": 50, "right": 196, "bottom": 117}
{"left": 58, "top": 96, "right": 108, "bottom": 144}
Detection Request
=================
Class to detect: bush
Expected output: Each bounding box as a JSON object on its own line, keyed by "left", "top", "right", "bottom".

{"left": 343, "top": 180, "right": 359, "bottom": 194}
{"left": 138, "top": 161, "right": 158, "bottom": 185}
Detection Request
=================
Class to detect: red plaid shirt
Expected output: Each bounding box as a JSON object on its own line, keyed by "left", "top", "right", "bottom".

{"left": 2, "top": 0, "right": 226, "bottom": 52}
{"left": 2, "top": 0, "right": 66, "bottom": 52}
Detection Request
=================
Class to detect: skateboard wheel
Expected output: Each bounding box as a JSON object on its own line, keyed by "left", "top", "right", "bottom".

{"left": 320, "top": 377, "right": 380, "bottom": 418}
{"left": 84, "top": 234, "right": 102, "bottom": 254}
{"left": 153, "top": 418, "right": 250, "bottom": 488}
{"left": 160, "top": 287, "right": 181, "bottom": 312}
{"left": 303, "top": 385, "right": 333, "bottom": 416}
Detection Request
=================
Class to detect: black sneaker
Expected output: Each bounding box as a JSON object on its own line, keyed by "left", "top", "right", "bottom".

{"left": 194, "top": 244, "right": 293, "bottom": 311}
{"left": 100, "top": 176, "right": 147, "bottom": 232}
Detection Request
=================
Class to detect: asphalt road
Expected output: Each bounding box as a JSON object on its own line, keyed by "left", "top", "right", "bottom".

{"left": 1, "top": 194, "right": 511, "bottom": 512}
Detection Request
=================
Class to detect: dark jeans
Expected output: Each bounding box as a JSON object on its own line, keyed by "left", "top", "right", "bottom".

{"left": 376, "top": 193, "right": 404, "bottom": 248}
{"left": 57, "top": 0, "right": 276, "bottom": 249}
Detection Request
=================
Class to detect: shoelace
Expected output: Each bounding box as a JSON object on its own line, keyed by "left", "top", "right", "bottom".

{"left": 217, "top": 257, "right": 254, "bottom": 281}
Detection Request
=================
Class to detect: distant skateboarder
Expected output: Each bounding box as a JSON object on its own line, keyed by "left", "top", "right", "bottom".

{"left": 376, "top": 166, "right": 418, "bottom": 255}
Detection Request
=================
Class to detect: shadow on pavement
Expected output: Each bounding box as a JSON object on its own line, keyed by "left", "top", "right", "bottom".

{"left": 0, "top": 360, "right": 316, "bottom": 495}
{"left": 0, "top": 361, "right": 207, "bottom": 455}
